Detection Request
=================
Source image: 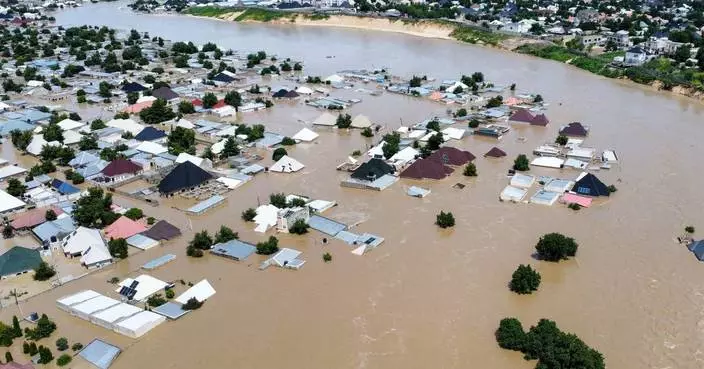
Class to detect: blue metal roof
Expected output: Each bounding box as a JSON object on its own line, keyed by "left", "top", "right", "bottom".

{"left": 0, "top": 120, "right": 35, "bottom": 136}
{"left": 79, "top": 339, "right": 121, "bottom": 369}
{"left": 51, "top": 179, "right": 80, "bottom": 195}
{"left": 32, "top": 217, "right": 76, "bottom": 243}
{"left": 142, "top": 254, "right": 176, "bottom": 270}
{"left": 210, "top": 239, "right": 256, "bottom": 261}
{"left": 308, "top": 215, "right": 347, "bottom": 237}
{"left": 186, "top": 195, "right": 225, "bottom": 214}
{"left": 152, "top": 301, "right": 189, "bottom": 320}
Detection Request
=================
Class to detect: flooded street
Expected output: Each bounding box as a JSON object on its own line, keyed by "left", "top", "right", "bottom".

{"left": 0, "top": 2, "right": 702, "bottom": 369}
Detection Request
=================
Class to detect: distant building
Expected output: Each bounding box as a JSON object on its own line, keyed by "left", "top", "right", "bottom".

{"left": 581, "top": 34, "right": 605, "bottom": 47}
{"left": 643, "top": 37, "right": 683, "bottom": 55}
{"left": 608, "top": 30, "right": 631, "bottom": 48}
{"left": 277, "top": 207, "right": 310, "bottom": 233}
{"left": 624, "top": 47, "right": 647, "bottom": 66}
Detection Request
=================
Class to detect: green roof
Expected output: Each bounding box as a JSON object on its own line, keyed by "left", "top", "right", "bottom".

{"left": 0, "top": 246, "right": 42, "bottom": 277}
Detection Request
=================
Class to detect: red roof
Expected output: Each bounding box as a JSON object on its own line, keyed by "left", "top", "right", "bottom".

{"left": 212, "top": 99, "right": 226, "bottom": 109}
{"left": 427, "top": 147, "right": 475, "bottom": 166}
{"left": 509, "top": 108, "right": 534, "bottom": 123}
{"left": 191, "top": 99, "right": 203, "bottom": 106}
{"left": 104, "top": 216, "right": 147, "bottom": 239}
{"left": 101, "top": 159, "right": 142, "bottom": 177}
{"left": 10, "top": 206, "right": 64, "bottom": 229}
{"left": 484, "top": 147, "right": 507, "bottom": 158}
{"left": 531, "top": 114, "right": 549, "bottom": 126}
{"left": 401, "top": 159, "right": 454, "bottom": 180}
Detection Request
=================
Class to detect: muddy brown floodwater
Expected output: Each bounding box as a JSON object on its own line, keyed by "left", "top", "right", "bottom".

{"left": 0, "top": 2, "right": 702, "bottom": 369}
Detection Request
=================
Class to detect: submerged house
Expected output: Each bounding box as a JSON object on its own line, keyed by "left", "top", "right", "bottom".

{"left": 484, "top": 147, "right": 507, "bottom": 158}
{"left": 688, "top": 240, "right": 704, "bottom": 261}
{"left": 158, "top": 161, "right": 214, "bottom": 195}
{"left": 559, "top": 122, "right": 589, "bottom": 137}
{"left": 0, "top": 246, "right": 42, "bottom": 279}
{"left": 400, "top": 159, "right": 454, "bottom": 180}
{"left": 573, "top": 173, "right": 610, "bottom": 197}
{"left": 100, "top": 159, "right": 143, "bottom": 183}
{"left": 61, "top": 227, "right": 112, "bottom": 268}
{"left": 350, "top": 158, "right": 395, "bottom": 181}
{"left": 427, "top": 147, "right": 475, "bottom": 166}
{"left": 276, "top": 207, "right": 310, "bottom": 233}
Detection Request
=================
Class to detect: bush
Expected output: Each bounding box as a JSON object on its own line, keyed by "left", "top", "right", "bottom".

{"left": 147, "top": 217, "right": 156, "bottom": 225}
{"left": 435, "top": 211, "right": 455, "bottom": 228}
{"left": 108, "top": 238, "right": 128, "bottom": 259}
{"left": 468, "top": 118, "right": 481, "bottom": 128}
{"left": 45, "top": 209, "right": 57, "bottom": 221}
{"left": 24, "top": 314, "right": 56, "bottom": 341}
{"left": 5, "top": 351, "right": 12, "bottom": 362}
{"left": 272, "top": 147, "right": 287, "bottom": 161}
{"left": 55, "top": 337, "right": 68, "bottom": 351}
{"left": 323, "top": 252, "right": 332, "bottom": 262}
{"left": 242, "top": 208, "right": 257, "bottom": 222}
{"left": 463, "top": 163, "right": 477, "bottom": 177}
{"left": 33, "top": 262, "right": 56, "bottom": 281}
{"left": 165, "top": 289, "right": 175, "bottom": 299}
{"left": 685, "top": 226, "right": 695, "bottom": 234}
{"left": 351, "top": 150, "right": 361, "bottom": 157}
{"left": 607, "top": 185, "right": 617, "bottom": 193}
{"left": 513, "top": 154, "right": 529, "bottom": 171}
{"left": 568, "top": 203, "right": 581, "bottom": 211}
{"left": 124, "top": 208, "right": 143, "bottom": 220}
{"left": 183, "top": 297, "right": 203, "bottom": 310}
{"left": 281, "top": 137, "right": 296, "bottom": 146}
{"left": 509, "top": 265, "right": 541, "bottom": 294}
{"left": 269, "top": 193, "right": 287, "bottom": 208}
{"left": 256, "top": 236, "right": 279, "bottom": 255}
{"left": 147, "top": 294, "right": 166, "bottom": 307}
{"left": 71, "top": 343, "right": 83, "bottom": 351}
{"left": 56, "top": 354, "right": 72, "bottom": 366}
{"left": 336, "top": 114, "right": 351, "bottom": 128}
{"left": 495, "top": 318, "right": 526, "bottom": 351}
{"left": 214, "top": 225, "right": 238, "bottom": 244}
{"left": 71, "top": 173, "right": 85, "bottom": 184}
{"left": 360, "top": 127, "right": 373, "bottom": 137}
{"left": 288, "top": 219, "right": 309, "bottom": 235}
{"left": 186, "top": 247, "right": 203, "bottom": 257}
{"left": 2, "top": 226, "right": 13, "bottom": 239}
{"left": 555, "top": 135, "right": 568, "bottom": 146}
{"left": 535, "top": 233, "right": 578, "bottom": 262}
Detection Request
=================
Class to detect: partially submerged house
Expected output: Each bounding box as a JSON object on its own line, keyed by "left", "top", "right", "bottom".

{"left": 484, "top": 147, "right": 507, "bottom": 158}
{"left": 104, "top": 216, "right": 147, "bottom": 240}
{"left": 350, "top": 158, "right": 395, "bottom": 181}
{"left": 270, "top": 155, "right": 305, "bottom": 173}
{"left": 62, "top": 227, "right": 112, "bottom": 268}
{"left": 400, "top": 159, "right": 454, "bottom": 180}
{"left": 559, "top": 122, "right": 589, "bottom": 137}
{"left": 0, "top": 246, "right": 42, "bottom": 279}
{"left": 276, "top": 207, "right": 310, "bottom": 233}
{"left": 100, "top": 159, "right": 143, "bottom": 183}
{"left": 427, "top": 147, "right": 475, "bottom": 166}
{"left": 158, "top": 161, "right": 214, "bottom": 194}
{"left": 573, "top": 172, "right": 610, "bottom": 197}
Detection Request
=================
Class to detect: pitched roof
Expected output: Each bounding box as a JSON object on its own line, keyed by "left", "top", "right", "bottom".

{"left": 104, "top": 216, "right": 147, "bottom": 240}
{"left": 573, "top": 173, "right": 610, "bottom": 197}
{"left": 151, "top": 87, "right": 179, "bottom": 101}
{"left": 284, "top": 90, "right": 300, "bottom": 98}
{"left": 509, "top": 108, "right": 534, "bottom": 123}
{"left": 51, "top": 179, "right": 80, "bottom": 195}
{"left": 101, "top": 159, "right": 142, "bottom": 177}
{"left": 351, "top": 158, "right": 395, "bottom": 181}
{"left": 141, "top": 220, "right": 182, "bottom": 240}
{"left": 0, "top": 246, "right": 42, "bottom": 277}
{"left": 559, "top": 122, "right": 589, "bottom": 137}
{"left": 427, "top": 147, "right": 475, "bottom": 166}
{"left": 484, "top": 147, "right": 507, "bottom": 157}
{"left": 531, "top": 113, "right": 550, "bottom": 126}
{"left": 10, "top": 206, "right": 64, "bottom": 229}
{"left": 158, "top": 161, "right": 214, "bottom": 193}
{"left": 212, "top": 73, "right": 235, "bottom": 83}
{"left": 121, "top": 82, "right": 146, "bottom": 93}
{"left": 272, "top": 89, "right": 288, "bottom": 98}
{"left": 400, "top": 159, "right": 454, "bottom": 180}
{"left": 689, "top": 240, "right": 704, "bottom": 261}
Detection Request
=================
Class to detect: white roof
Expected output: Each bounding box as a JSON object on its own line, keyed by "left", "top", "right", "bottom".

{"left": 175, "top": 279, "right": 216, "bottom": 304}
{"left": 420, "top": 131, "right": 448, "bottom": 142}
{"left": 324, "top": 74, "right": 344, "bottom": 83}
{"left": 270, "top": 155, "right": 304, "bottom": 173}
{"left": 175, "top": 153, "right": 210, "bottom": 168}
{"left": 295, "top": 86, "right": 314, "bottom": 94}
{"left": 270, "top": 248, "right": 302, "bottom": 267}
{"left": 91, "top": 303, "right": 142, "bottom": 324}
{"left": 0, "top": 165, "right": 27, "bottom": 180}
{"left": 312, "top": 112, "right": 336, "bottom": 126}
{"left": 27, "top": 135, "right": 60, "bottom": 156}
{"left": 213, "top": 106, "right": 236, "bottom": 117}
{"left": 292, "top": 127, "right": 319, "bottom": 142}
{"left": 408, "top": 130, "right": 425, "bottom": 139}
{"left": 115, "top": 310, "right": 165, "bottom": 332}
{"left": 602, "top": 150, "right": 618, "bottom": 162}
{"left": 136, "top": 95, "right": 157, "bottom": 103}
{"left": 0, "top": 189, "right": 25, "bottom": 213}
{"left": 390, "top": 147, "right": 419, "bottom": 163}
{"left": 396, "top": 126, "right": 409, "bottom": 134}
{"left": 510, "top": 173, "right": 536, "bottom": 188}
{"left": 116, "top": 275, "right": 169, "bottom": 302}
{"left": 211, "top": 139, "right": 226, "bottom": 154}
{"left": 441, "top": 127, "right": 465, "bottom": 140}
{"left": 175, "top": 119, "right": 194, "bottom": 129}
{"left": 564, "top": 158, "right": 588, "bottom": 169}
{"left": 367, "top": 141, "right": 386, "bottom": 157}
{"left": 63, "top": 130, "right": 83, "bottom": 146}
{"left": 351, "top": 115, "right": 372, "bottom": 128}
{"left": 500, "top": 185, "right": 528, "bottom": 202}
{"left": 215, "top": 125, "right": 237, "bottom": 137}
{"left": 254, "top": 204, "right": 279, "bottom": 233}
{"left": 57, "top": 290, "right": 101, "bottom": 307}
{"left": 107, "top": 118, "right": 145, "bottom": 136}
{"left": 307, "top": 199, "right": 336, "bottom": 213}
{"left": 62, "top": 227, "right": 105, "bottom": 255}
{"left": 57, "top": 118, "right": 85, "bottom": 131}
{"left": 530, "top": 156, "right": 564, "bottom": 169}
{"left": 136, "top": 141, "right": 168, "bottom": 155}
{"left": 72, "top": 295, "right": 120, "bottom": 315}
{"left": 567, "top": 147, "right": 596, "bottom": 160}
{"left": 216, "top": 177, "right": 243, "bottom": 189}
{"left": 80, "top": 242, "right": 112, "bottom": 266}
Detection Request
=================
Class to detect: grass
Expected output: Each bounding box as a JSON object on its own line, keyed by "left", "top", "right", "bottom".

{"left": 449, "top": 24, "right": 508, "bottom": 46}
{"left": 234, "top": 8, "right": 293, "bottom": 22}
{"left": 183, "top": 6, "right": 238, "bottom": 17}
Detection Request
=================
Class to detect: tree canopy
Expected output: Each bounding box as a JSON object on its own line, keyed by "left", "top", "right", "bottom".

{"left": 214, "top": 225, "right": 238, "bottom": 244}
{"left": 6, "top": 178, "right": 26, "bottom": 197}
{"left": 72, "top": 187, "right": 118, "bottom": 228}
{"left": 509, "top": 264, "right": 541, "bottom": 294}
{"left": 256, "top": 236, "right": 279, "bottom": 255}
{"left": 535, "top": 233, "right": 578, "bottom": 262}
{"left": 108, "top": 238, "right": 128, "bottom": 259}
{"left": 139, "top": 98, "right": 175, "bottom": 124}
{"left": 513, "top": 154, "right": 530, "bottom": 171}
{"left": 167, "top": 126, "right": 196, "bottom": 155}
{"left": 435, "top": 211, "right": 455, "bottom": 228}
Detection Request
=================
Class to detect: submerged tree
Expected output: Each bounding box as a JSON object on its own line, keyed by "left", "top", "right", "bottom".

{"left": 513, "top": 154, "right": 530, "bottom": 171}
{"left": 535, "top": 233, "right": 578, "bottom": 262}
{"left": 435, "top": 211, "right": 455, "bottom": 229}
{"left": 509, "top": 265, "right": 541, "bottom": 294}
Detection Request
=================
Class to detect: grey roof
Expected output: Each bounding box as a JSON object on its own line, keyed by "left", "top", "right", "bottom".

{"left": 256, "top": 132, "right": 284, "bottom": 148}
{"left": 142, "top": 254, "right": 176, "bottom": 270}
{"left": 210, "top": 239, "right": 256, "bottom": 261}
{"left": 76, "top": 160, "right": 108, "bottom": 178}
{"left": 32, "top": 217, "right": 76, "bottom": 244}
{"left": 0, "top": 246, "right": 42, "bottom": 277}
{"left": 79, "top": 339, "right": 121, "bottom": 369}
{"left": 308, "top": 215, "right": 347, "bottom": 237}
{"left": 0, "top": 120, "right": 35, "bottom": 136}
{"left": 152, "top": 301, "right": 189, "bottom": 320}
{"left": 69, "top": 151, "right": 101, "bottom": 167}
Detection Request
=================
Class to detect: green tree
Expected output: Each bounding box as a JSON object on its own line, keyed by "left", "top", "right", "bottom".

{"left": 336, "top": 114, "right": 352, "bottom": 128}
{"left": 124, "top": 208, "right": 143, "bottom": 220}
{"left": 435, "top": 211, "right": 455, "bottom": 228}
{"left": 165, "top": 289, "right": 175, "bottom": 299}
{"left": 241, "top": 208, "right": 257, "bottom": 221}
{"left": 555, "top": 135, "right": 568, "bottom": 146}
{"left": 288, "top": 219, "right": 309, "bottom": 235}
{"left": 72, "top": 187, "right": 118, "bottom": 228}
{"left": 224, "top": 90, "right": 242, "bottom": 111}
{"left": 127, "top": 92, "right": 139, "bottom": 105}
{"left": 219, "top": 136, "right": 239, "bottom": 159}
{"left": 182, "top": 297, "right": 203, "bottom": 310}
{"left": 269, "top": 193, "right": 287, "bottom": 208}
{"left": 9, "top": 130, "right": 33, "bottom": 151}
{"left": 98, "top": 81, "right": 112, "bottom": 98}
{"left": 361, "top": 127, "right": 373, "bottom": 137}
{"left": 426, "top": 133, "right": 444, "bottom": 151}
{"left": 167, "top": 126, "right": 196, "bottom": 155}
{"left": 513, "top": 154, "right": 529, "bottom": 171}
{"left": 256, "top": 236, "right": 279, "bottom": 255}
{"left": 202, "top": 92, "right": 218, "bottom": 109}
{"left": 56, "top": 354, "right": 72, "bottom": 366}
{"left": 11, "top": 316, "right": 21, "bottom": 338}
{"left": 323, "top": 252, "right": 332, "bottom": 262}
{"left": 463, "top": 163, "right": 477, "bottom": 177}
{"left": 24, "top": 314, "right": 56, "bottom": 341}
{"left": 147, "top": 294, "right": 166, "bottom": 307}
{"left": 272, "top": 148, "right": 287, "bottom": 161}
{"left": 535, "top": 233, "right": 578, "bottom": 262}
{"left": 5, "top": 351, "right": 11, "bottom": 362}
{"left": 45, "top": 210, "right": 57, "bottom": 221}
{"left": 43, "top": 122, "right": 64, "bottom": 143}
{"left": 685, "top": 226, "right": 695, "bottom": 234}
{"left": 673, "top": 45, "right": 691, "bottom": 64}
{"left": 33, "top": 262, "right": 56, "bottom": 281}
{"left": 455, "top": 108, "right": 467, "bottom": 117}
{"left": 509, "top": 265, "right": 541, "bottom": 294}
{"left": 496, "top": 318, "right": 526, "bottom": 351}
{"left": 108, "top": 238, "right": 128, "bottom": 259}
{"left": 281, "top": 137, "right": 296, "bottom": 145}
{"left": 6, "top": 178, "right": 26, "bottom": 197}
{"left": 55, "top": 337, "right": 68, "bottom": 351}
{"left": 178, "top": 100, "right": 195, "bottom": 114}
{"left": 71, "top": 343, "right": 83, "bottom": 352}
{"left": 139, "top": 98, "right": 175, "bottom": 124}
{"left": 90, "top": 119, "right": 106, "bottom": 130}
{"left": 214, "top": 225, "right": 238, "bottom": 244}
{"left": 190, "top": 231, "right": 213, "bottom": 251}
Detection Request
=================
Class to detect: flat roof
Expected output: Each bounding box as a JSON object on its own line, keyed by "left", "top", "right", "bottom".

{"left": 142, "top": 254, "right": 176, "bottom": 270}
{"left": 115, "top": 311, "right": 164, "bottom": 331}
{"left": 57, "top": 290, "right": 101, "bottom": 307}
{"left": 91, "top": 303, "right": 142, "bottom": 324}
{"left": 72, "top": 295, "right": 120, "bottom": 315}
{"left": 79, "top": 339, "right": 121, "bottom": 369}
{"left": 210, "top": 239, "right": 256, "bottom": 261}
{"left": 186, "top": 195, "right": 225, "bottom": 214}
{"left": 308, "top": 215, "right": 347, "bottom": 237}
{"left": 152, "top": 301, "right": 190, "bottom": 320}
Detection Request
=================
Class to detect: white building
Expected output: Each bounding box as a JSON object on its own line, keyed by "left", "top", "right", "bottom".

{"left": 276, "top": 207, "right": 310, "bottom": 233}
{"left": 624, "top": 47, "right": 647, "bottom": 66}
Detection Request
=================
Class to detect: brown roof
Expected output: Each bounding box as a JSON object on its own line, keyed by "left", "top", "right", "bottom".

{"left": 530, "top": 114, "right": 549, "bottom": 126}
{"left": 10, "top": 206, "right": 64, "bottom": 229}
{"left": 509, "top": 108, "right": 534, "bottom": 123}
{"left": 427, "top": 147, "right": 475, "bottom": 166}
{"left": 101, "top": 159, "right": 142, "bottom": 177}
{"left": 400, "top": 159, "right": 454, "bottom": 180}
{"left": 559, "top": 122, "right": 589, "bottom": 137}
{"left": 484, "top": 147, "right": 507, "bottom": 158}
